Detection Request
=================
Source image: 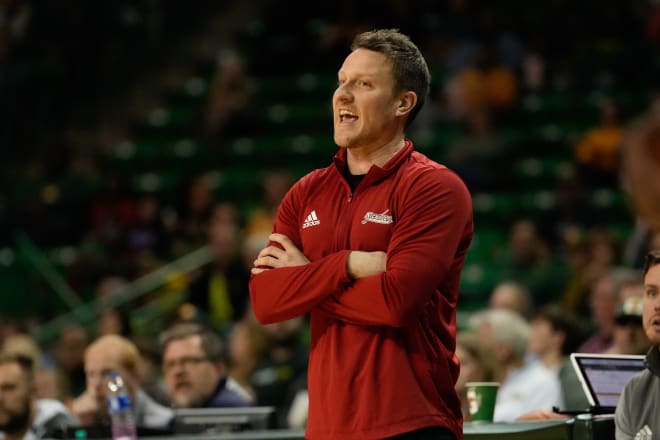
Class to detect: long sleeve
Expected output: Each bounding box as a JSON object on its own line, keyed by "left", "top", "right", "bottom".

{"left": 249, "top": 250, "right": 351, "bottom": 323}
{"left": 249, "top": 171, "right": 353, "bottom": 324}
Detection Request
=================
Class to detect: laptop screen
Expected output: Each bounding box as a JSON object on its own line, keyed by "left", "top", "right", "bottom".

{"left": 570, "top": 353, "right": 646, "bottom": 409}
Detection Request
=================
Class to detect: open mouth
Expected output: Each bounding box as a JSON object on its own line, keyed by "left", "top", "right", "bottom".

{"left": 175, "top": 381, "right": 192, "bottom": 391}
{"left": 338, "top": 109, "right": 358, "bottom": 123}
{"left": 651, "top": 317, "right": 660, "bottom": 328}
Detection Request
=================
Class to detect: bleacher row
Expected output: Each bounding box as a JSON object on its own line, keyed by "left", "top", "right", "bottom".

{"left": 4, "top": 2, "right": 654, "bottom": 325}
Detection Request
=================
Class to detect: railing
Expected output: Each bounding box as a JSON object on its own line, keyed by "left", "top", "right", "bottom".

{"left": 20, "top": 233, "right": 214, "bottom": 344}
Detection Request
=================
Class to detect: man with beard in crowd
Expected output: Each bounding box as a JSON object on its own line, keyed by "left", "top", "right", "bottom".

{"left": 0, "top": 353, "right": 75, "bottom": 440}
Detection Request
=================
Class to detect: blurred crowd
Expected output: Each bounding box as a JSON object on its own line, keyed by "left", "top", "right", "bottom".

{"left": 2, "top": 0, "right": 660, "bottom": 433}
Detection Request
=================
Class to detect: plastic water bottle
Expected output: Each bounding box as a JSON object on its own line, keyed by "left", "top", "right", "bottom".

{"left": 107, "top": 371, "right": 138, "bottom": 440}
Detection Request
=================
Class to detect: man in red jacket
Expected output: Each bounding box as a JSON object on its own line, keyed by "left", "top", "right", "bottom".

{"left": 249, "top": 28, "right": 473, "bottom": 440}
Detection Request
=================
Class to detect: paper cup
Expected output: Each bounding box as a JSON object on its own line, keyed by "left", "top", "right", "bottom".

{"left": 466, "top": 381, "right": 500, "bottom": 422}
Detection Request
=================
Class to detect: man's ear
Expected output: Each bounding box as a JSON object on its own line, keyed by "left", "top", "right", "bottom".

{"left": 395, "top": 91, "right": 417, "bottom": 117}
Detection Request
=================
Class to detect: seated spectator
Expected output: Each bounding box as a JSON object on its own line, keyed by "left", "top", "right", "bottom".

{"left": 68, "top": 335, "right": 173, "bottom": 430}
{"left": 53, "top": 325, "right": 89, "bottom": 400}
{"left": 574, "top": 98, "right": 622, "bottom": 186}
{"left": 488, "top": 280, "right": 533, "bottom": 320}
{"left": 1, "top": 333, "right": 64, "bottom": 401}
{"left": 562, "top": 227, "right": 622, "bottom": 319}
{"left": 227, "top": 319, "right": 269, "bottom": 403}
{"left": 0, "top": 353, "right": 75, "bottom": 440}
{"left": 160, "top": 323, "right": 251, "bottom": 408}
{"left": 605, "top": 295, "right": 650, "bottom": 355}
{"left": 615, "top": 250, "right": 660, "bottom": 438}
{"left": 184, "top": 202, "right": 249, "bottom": 330}
{"left": 497, "top": 219, "right": 568, "bottom": 305}
{"left": 527, "top": 305, "right": 588, "bottom": 411}
{"left": 252, "top": 317, "right": 308, "bottom": 428}
{"left": 469, "top": 308, "right": 562, "bottom": 422}
{"left": 454, "top": 332, "right": 496, "bottom": 421}
{"left": 201, "top": 49, "right": 254, "bottom": 141}
{"left": 578, "top": 268, "right": 636, "bottom": 353}
{"left": 444, "top": 42, "right": 518, "bottom": 120}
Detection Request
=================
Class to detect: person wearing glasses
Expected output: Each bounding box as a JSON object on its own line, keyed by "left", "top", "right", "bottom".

{"left": 69, "top": 334, "right": 174, "bottom": 430}
{"left": 160, "top": 323, "right": 252, "bottom": 408}
{"left": 615, "top": 250, "right": 660, "bottom": 440}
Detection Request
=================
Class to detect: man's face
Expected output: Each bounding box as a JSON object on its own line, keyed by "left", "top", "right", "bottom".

{"left": 589, "top": 277, "right": 618, "bottom": 327}
{"left": 163, "top": 335, "right": 222, "bottom": 408}
{"left": 643, "top": 264, "right": 660, "bottom": 345}
{"left": 0, "top": 363, "right": 33, "bottom": 434}
{"left": 527, "top": 318, "right": 555, "bottom": 356}
{"left": 332, "top": 48, "right": 402, "bottom": 150}
{"left": 612, "top": 321, "right": 648, "bottom": 355}
{"left": 84, "top": 346, "right": 134, "bottom": 410}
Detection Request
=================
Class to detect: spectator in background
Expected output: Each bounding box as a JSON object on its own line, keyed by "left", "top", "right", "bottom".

{"left": 605, "top": 295, "right": 650, "bottom": 355}
{"left": 574, "top": 98, "right": 622, "bottom": 187}
{"left": 227, "top": 319, "right": 269, "bottom": 404}
{"left": 93, "top": 276, "right": 133, "bottom": 338}
{"left": 577, "top": 268, "right": 631, "bottom": 353}
{"left": 446, "top": 107, "right": 505, "bottom": 191}
{"left": 0, "top": 353, "right": 75, "bottom": 440}
{"left": 454, "top": 332, "right": 496, "bottom": 421}
{"left": 88, "top": 173, "right": 137, "bottom": 257}
{"left": 241, "top": 169, "right": 295, "bottom": 276}
{"left": 69, "top": 335, "right": 173, "bottom": 430}
{"left": 171, "top": 175, "right": 214, "bottom": 257}
{"left": 444, "top": 42, "right": 518, "bottom": 121}
{"left": 497, "top": 219, "right": 567, "bottom": 306}
{"left": 122, "top": 192, "right": 170, "bottom": 262}
{"left": 469, "top": 308, "right": 562, "bottom": 422}
{"left": 526, "top": 305, "right": 588, "bottom": 412}
{"left": 184, "top": 202, "right": 249, "bottom": 331}
{"left": 251, "top": 317, "right": 308, "bottom": 428}
{"left": 160, "top": 322, "right": 251, "bottom": 408}
{"left": 0, "top": 333, "right": 64, "bottom": 401}
{"left": 488, "top": 280, "right": 533, "bottom": 320}
{"left": 537, "top": 177, "right": 601, "bottom": 248}
{"left": 243, "top": 169, "right": 295, "bottom": 240}
{"left": 202, "top": 49, "right": 254, "bottom": 142}
{"left": 53, "top": 325, "right": 89, "bottom": 400}
{"left": 561, "top": 226, "right": 622, "bottom": 318}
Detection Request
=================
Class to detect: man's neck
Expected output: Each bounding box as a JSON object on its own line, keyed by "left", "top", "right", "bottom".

{"left": 541, "top": 351, "right": 563, "bottom": 369}
{"left": 346, "top": 137, "right": 405, "bottom": 175}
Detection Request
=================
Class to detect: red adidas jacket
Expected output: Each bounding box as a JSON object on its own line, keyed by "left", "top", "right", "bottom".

{"left": 249, "top": 140, "right": 473, "bottom": 439}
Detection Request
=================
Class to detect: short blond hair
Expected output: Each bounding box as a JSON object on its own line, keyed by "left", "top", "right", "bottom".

{"left": 86, "top": 334, "right": 140, "bottom": 375}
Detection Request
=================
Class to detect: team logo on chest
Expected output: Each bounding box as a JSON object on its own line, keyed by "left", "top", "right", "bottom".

{"left": 361, "top": 209, "right": 393, "bottom": 225}
{"left": 302, "top": 210, "right": 321, "bottom": 229}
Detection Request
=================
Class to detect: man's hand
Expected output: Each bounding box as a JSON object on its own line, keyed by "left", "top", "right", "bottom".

{"left": 69, "top": 390, "right": 101, "bottom": 426}
{"left": 347, "top": 251, "right": 387, "bottom": 279}
{"left": 515, "top": 410, "right": 569, "bottom": 421}
{"left": 252, "top": 233, "right": 310, "bottom": 274}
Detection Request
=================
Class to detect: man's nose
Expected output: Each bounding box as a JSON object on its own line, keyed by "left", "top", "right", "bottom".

{"left": 335, "top": 85, "right": 352, "bottom": 101}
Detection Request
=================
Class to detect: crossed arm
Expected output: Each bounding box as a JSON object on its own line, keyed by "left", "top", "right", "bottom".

{"left": 252, "top": 233, "right": 386, "bottom": 280}
{"left": 249, "top": 170, "right": 472, "bottom": 326}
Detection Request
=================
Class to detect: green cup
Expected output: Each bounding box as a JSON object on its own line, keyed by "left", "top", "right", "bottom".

{"left": 466, "top": 381, "right": 500, "bottom": 422}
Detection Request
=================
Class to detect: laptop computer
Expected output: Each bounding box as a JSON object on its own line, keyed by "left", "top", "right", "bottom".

{"left": 173, "top": 406, "right": 275, "bottom": 434}
{"left": 569, "top": 353, "right": 646, "bottom": 414}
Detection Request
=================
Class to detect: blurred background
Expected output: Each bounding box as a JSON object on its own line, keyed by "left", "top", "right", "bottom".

{"left": 1, "top": 0, "right": 660, "bottom": 427}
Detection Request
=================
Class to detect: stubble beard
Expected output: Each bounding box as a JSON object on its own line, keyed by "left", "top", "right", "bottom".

{"left": 0, "top": 400, "right": 31, "bottom": 435}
